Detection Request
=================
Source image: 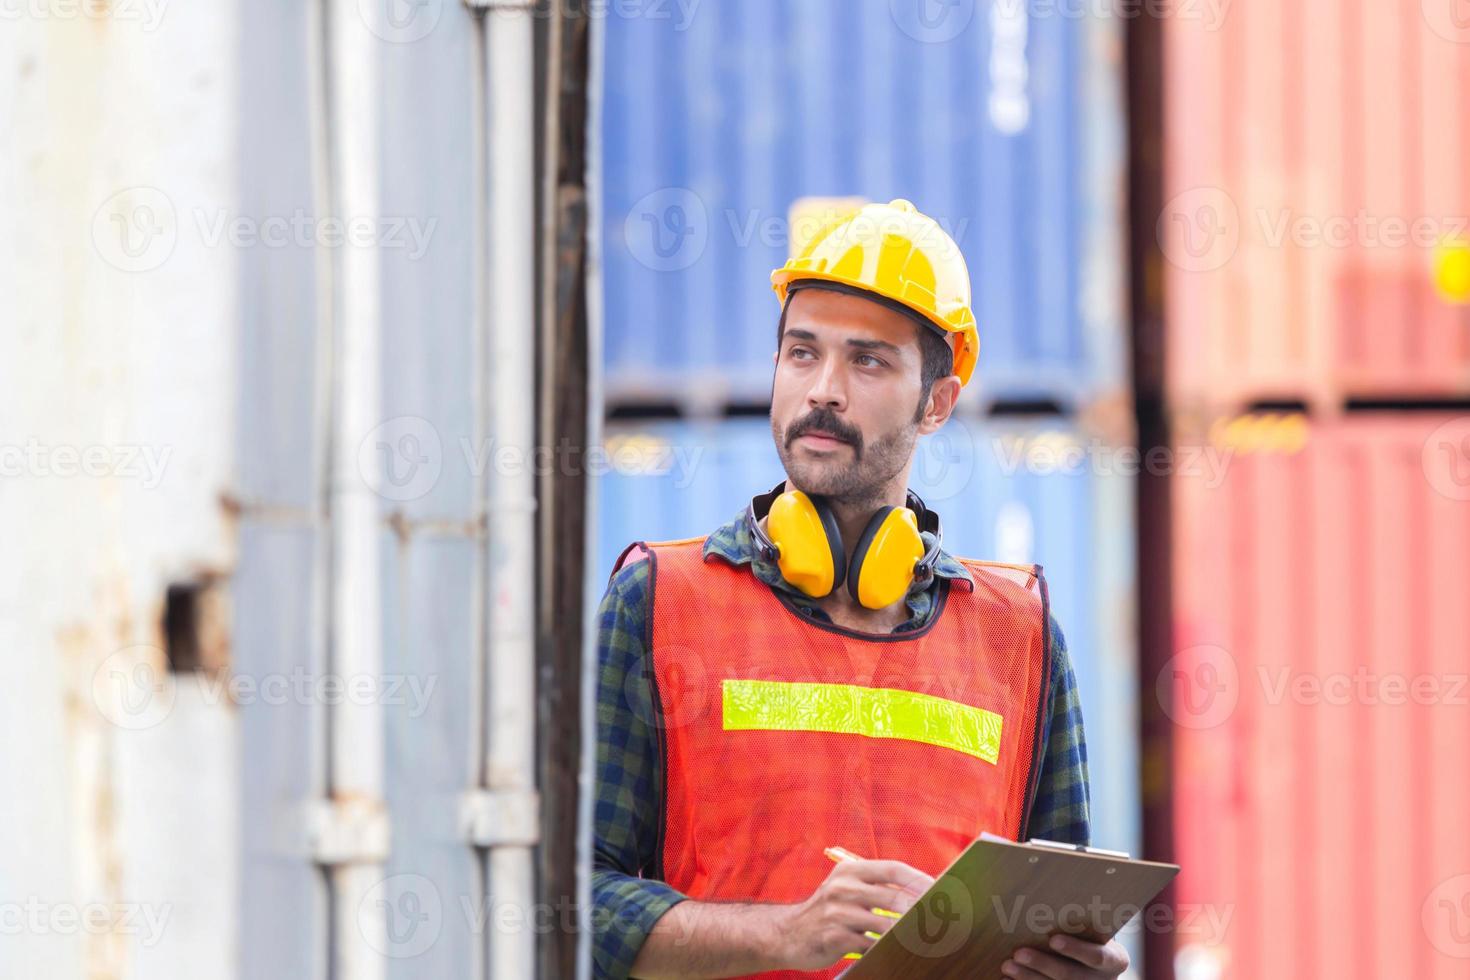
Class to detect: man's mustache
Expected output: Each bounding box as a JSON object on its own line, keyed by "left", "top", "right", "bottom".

{"left": 786, "top": 410, "right": 863, "bottom": 450}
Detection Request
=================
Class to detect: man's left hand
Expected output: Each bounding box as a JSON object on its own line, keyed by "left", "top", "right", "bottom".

{"left": 1000, "top": 935, "right": 1129, "bottom": 978}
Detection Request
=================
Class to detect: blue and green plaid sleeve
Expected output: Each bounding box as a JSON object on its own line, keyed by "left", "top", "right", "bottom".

{"left": 591, "top": 556, "right": 687, "bottom": 980}
{"left": 1024, "top": 614, "right": 1092, "bottom": 846}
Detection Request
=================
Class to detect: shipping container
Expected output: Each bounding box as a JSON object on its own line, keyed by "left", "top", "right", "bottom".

{"left": 597, "top": 2, "right": 1128, "bottom": 412}
{"left": 594, "top": 417, "right": 1141, "bottom": 862}
{"left": 233, "top": 3, "right": 543, "bottom": 978}
{"left": 1160, "top": 0, "right": 1470, "bottom": 408}
{"left": 1166, "top": 411, "right": 1470, "bottom": 979}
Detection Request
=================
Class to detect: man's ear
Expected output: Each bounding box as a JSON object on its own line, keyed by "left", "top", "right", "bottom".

{"left": 917, "top": 375, "right": 962, "bottom": 435}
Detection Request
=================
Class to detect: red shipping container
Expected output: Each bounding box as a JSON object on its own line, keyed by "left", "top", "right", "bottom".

{"left": 1159, "top": 0, "right": 1470, "bottom": 407}
{"left": 1165, "top": 412, "right": 1470, "bottom": 979}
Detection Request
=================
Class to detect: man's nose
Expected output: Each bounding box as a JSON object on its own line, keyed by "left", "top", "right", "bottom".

{"left": 807, "top": 359, "right": 847, "bottom": 411}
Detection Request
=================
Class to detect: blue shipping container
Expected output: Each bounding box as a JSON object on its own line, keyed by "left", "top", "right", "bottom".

{"left": 594, "top": 417, "right": 1140, "bottom": 860}
{"left": 597, "top": 1, "right": 1127, "bottom": 410}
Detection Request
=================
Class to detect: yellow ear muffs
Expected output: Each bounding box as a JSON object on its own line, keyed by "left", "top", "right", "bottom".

{"left": 766, "top": 490, "right": 846, "bottom": 598}
{"left": 846, "top": 506, "right": 926, "bottom": 610}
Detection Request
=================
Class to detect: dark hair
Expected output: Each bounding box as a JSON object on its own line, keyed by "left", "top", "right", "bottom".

{"left": 776, "top": 286, "right": 955, "bottom": 419}
{"left": 914, "top": 323, "right": 955, "bottom": 417}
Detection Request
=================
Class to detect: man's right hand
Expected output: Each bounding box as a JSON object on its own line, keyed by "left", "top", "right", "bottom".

{"left": 777, "top": 858, "right": 936, "bottom": 970}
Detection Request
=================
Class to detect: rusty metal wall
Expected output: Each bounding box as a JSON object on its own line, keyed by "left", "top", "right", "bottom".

{"left": 0, "top": 4, "right": 242, "bottom": 980}
{"left": 1166, "top": 412, "right": 1470, "bottom": 978}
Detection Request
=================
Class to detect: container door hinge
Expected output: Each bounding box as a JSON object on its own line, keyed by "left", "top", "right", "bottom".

{"left": 459, "top": 789, "right": 541, "bottom": 847}
{"left": 307, "top": 798, "right": 391, "bottom": 866}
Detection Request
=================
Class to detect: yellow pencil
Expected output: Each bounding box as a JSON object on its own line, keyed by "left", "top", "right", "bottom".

{"left": 823, "top": 846, "right": 903, "bottom": 959}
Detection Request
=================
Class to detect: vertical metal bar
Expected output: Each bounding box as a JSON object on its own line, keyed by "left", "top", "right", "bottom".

{"left": 468, "top": 12, "right": 492, "bottom": 980}
{"left": 483, "top": 4, "right": 540, "bottom": 978}
{"left": 306, "top": 1, "right": 338, "bottom": 977}
{"left": 323, "top": 0, "right": 386, "bottom": 976}
{"left": 579, "top": 12, "right": 609, "bottom": 980}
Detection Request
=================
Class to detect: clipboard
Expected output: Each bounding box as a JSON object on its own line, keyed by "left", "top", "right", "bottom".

{"left": 838, "top": 835, "right": 1179, "bottom": 978}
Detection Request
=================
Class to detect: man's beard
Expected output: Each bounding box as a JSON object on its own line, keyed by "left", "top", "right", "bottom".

{"left": 772, "top": 406, "right": 917, "bottom": 507}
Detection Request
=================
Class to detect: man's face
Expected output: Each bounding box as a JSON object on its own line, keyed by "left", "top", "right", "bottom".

{"left": 769, "top": 287, "right": 956, "bottom": 506}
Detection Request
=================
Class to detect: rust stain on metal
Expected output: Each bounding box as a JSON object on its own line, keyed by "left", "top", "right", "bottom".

{"left": 54, "top": 575, "right": 142, "bottom": 980}
{"left": 218, "top": 490, "right": 317, "bottom": 527}
{"left": 386, "top": 509, "right": 486, "bottom": 545}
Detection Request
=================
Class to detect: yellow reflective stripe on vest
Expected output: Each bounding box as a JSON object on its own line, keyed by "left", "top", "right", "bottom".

{"left": 721, "top": 679, "right": 1003, "bottom": 764}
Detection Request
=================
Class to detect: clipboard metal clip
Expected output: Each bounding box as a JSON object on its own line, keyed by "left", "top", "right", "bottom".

{"left": 1026, "top": 837, "right": 1132, "bottom": 860}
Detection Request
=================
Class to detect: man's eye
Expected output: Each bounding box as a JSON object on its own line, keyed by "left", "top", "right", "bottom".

{"left": 789, "top": 346, "right": 814, "bottom": 360}
{"left": 856, "top": 354, "right": 884, "bottom": 368}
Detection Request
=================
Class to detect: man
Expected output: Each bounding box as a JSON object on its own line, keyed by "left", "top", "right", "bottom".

{"left": 593, "top": 200, "right": 1126, "bottom": 979}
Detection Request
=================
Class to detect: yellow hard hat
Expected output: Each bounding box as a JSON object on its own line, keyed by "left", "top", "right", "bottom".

{"left": 770, "top": 198, "right": 980, "bottom": 386}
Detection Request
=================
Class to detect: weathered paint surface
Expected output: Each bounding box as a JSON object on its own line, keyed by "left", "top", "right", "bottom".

{"left": 0, "top": 5, "right": 241, "bottom": 980}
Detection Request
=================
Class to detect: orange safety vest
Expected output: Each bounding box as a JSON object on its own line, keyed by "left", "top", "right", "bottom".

{"left": 616, "top": 537, "right": 1051, "bottom": 980}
